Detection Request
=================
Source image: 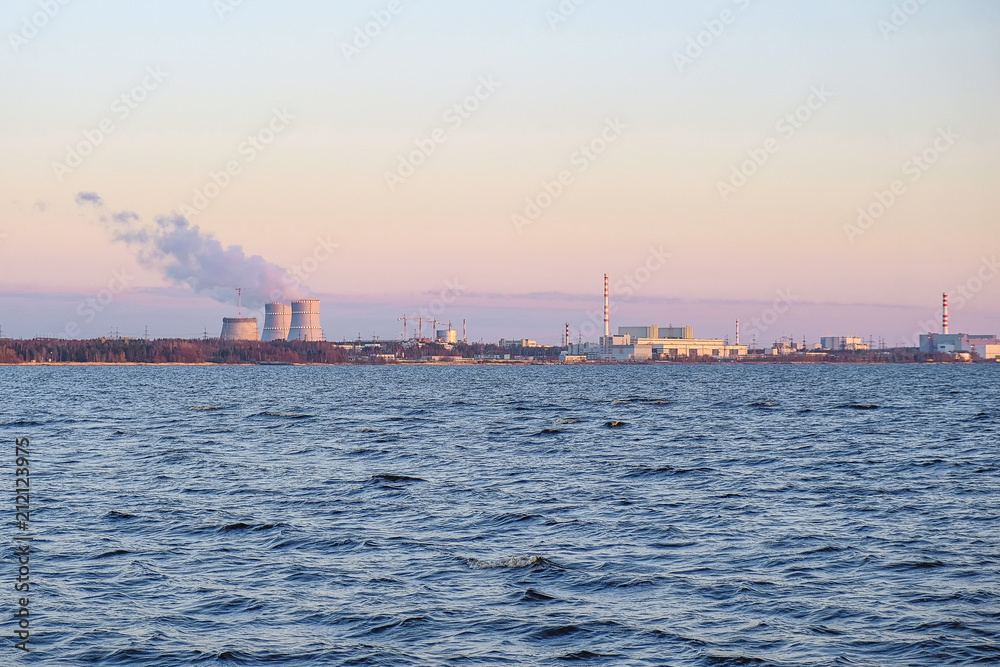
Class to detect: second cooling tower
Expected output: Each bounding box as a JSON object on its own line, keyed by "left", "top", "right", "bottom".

{"left": 261, "top": 302, "right": 292, "bottom": 341}
{"left": 287, "top": 299, "right": 323, "bottom": 341}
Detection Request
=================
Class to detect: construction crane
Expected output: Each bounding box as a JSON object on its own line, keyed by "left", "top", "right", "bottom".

{"left": 397, "top": 315, "right": 410, "bottom": 340}
{"left": 415, "top": 317, "right": 436, "bottom": 341}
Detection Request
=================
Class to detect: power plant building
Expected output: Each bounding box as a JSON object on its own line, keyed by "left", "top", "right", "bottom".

{"left": 920, "top": 333, "right": 1000, "bottom": 358}
{"left": 220, "top": 317, "right": 259, "bottom": 341}
{"left": 436, "top": 329, "right": 458, "bottom": 344}
{"left": 287, "top": 299, "right": 323, "bottom": 341}
{"left": 820, "top": 336, "right": 869, "bottom": 351}
{"left": 262, "top": 303, "right": 292, "bottom": 341}
{"left": 917, "top": 294, "right": 999, "bottom": 358}
{"left": 563, "top": 325, "right": 748, "bottom": 361}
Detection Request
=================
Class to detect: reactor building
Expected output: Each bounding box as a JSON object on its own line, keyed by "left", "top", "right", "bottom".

{"left": 918, "top": 293, "right": 1000, "bottom": 359}
{"left": 560, "top": 274, "right": 748, "bottom": 361}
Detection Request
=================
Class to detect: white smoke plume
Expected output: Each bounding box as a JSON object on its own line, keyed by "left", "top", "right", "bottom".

{"left": 76, "top": 192, "right": 303, "bottom": 308}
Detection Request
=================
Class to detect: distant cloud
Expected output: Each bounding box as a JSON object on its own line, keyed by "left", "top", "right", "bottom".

{"left": 75, "top": 192, "right": 103, "bottom": 206}
{"left": 34, "top": 201, "right": 47, "bottom": 212}
{"left": 112, "top": 211, "right": 140, "bottom": 224}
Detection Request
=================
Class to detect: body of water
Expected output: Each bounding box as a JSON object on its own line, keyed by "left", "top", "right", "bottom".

{"left": 2, "top": 364, "right": 998, "bottom": 665}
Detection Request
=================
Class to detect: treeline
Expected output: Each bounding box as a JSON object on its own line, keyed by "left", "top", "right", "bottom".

{"left": 0, "top": 338, "right": 351, "bottom": 364}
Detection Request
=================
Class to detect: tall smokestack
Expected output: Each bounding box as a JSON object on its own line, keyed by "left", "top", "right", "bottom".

{"left": 943, "top": 292, "right": 949, "bottom": 334}
{"left": 736, "top": 319, "right": 740, "bottom": 346}
{"left": 604, "top": 274, "right": 610, "bottom": 339}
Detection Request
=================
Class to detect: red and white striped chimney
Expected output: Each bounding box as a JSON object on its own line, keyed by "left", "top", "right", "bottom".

{"left": 604, "top": 274, "right": 610, "bottom": 339}
{"left": 942, "top": 292, "right": 949, "bottom": 334}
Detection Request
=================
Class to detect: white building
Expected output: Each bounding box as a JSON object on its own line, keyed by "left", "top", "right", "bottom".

{"left": 919, "top": 333, "right": 1000, "bottom": 357}
{"left": 820, "top": 336, "right": 869, "bottom": 351}
{"left": 500, "top": 338, "right": 539, "bottom": 348}
{"left": 562, "top": 325, "right": 747, "bottom": 361}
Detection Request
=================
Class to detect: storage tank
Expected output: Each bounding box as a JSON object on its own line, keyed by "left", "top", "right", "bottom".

{"left": 220, "top": 317, "right": 259, "bottom": 341}
{"left": 436, "top": 329, "right": 458, "bottom": 344}
{"left": 261, "top": 302, "right": 291, "bottom": 341}
{"left": 287, "top": 299, "right": 323, "bottom": 341}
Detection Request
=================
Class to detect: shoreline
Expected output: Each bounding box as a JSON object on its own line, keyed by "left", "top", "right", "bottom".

{"left": 0, "top": 360, "right": 993, "bottom": 367}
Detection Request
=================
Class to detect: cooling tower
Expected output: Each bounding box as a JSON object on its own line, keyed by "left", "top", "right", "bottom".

{"left": 287, "top": 299, "right": 323, "bottom": 341}
{"left": 220, "top": 317, "right": 259, "bottom": 341}
{"left": 261, "top": 302, "right": 292, "bottom": 341}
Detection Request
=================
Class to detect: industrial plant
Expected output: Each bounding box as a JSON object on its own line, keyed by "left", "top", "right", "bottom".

{"left": 77, "top": 279, "right": 996, "bottom": 364}
{"left": 561, "top": 274, "right": 749, "bottom": 361}
{"left": 918, "top": 293, "right": 1000, "bottom": 358}
{"left": 220, "top": 298, "right": 323, "bottom": 342}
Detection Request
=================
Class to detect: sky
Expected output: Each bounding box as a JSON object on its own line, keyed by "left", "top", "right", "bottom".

{"left": 1, "top": 0, "right": 998, "bottom": 345}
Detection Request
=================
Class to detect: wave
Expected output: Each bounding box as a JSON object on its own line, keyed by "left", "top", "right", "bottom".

{"left": 219, "top": 522, "right": 284, "bottom": 532}
{"left": 466, "top": 555, "right": 559, "bottom": 570}
{"left": 95, "top": 549, "right": 131, "bottom": 559}
{"left": 369, "top": 473, "right": 426, "bottom": 484}
{"left": 612, "top": 398, "right": 672, "bottom": 405}
{"left": 250, "top": 411, "right": 314, "bottom": 419}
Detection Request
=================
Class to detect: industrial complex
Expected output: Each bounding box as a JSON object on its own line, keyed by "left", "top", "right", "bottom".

{"left": 201, "top": 282, "right": 998, "bottom": 363}
{"left": 917, "top": 294, "right": 1000, "bottom": 359}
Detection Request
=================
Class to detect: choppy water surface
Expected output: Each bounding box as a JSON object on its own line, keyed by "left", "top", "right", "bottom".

{"left": 2, "top": 364, "right": 999, "bottom": 665}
